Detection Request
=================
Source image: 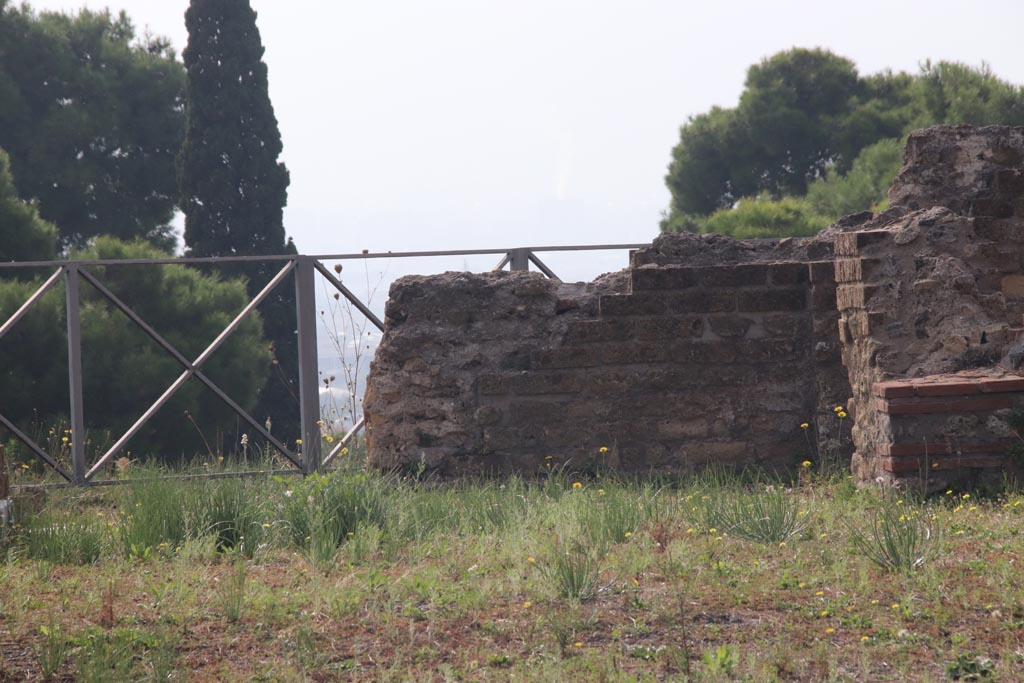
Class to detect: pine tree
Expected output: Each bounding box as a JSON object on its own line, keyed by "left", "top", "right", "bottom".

{"left": 178, "top": 0, "right": 300, "bottom": 442}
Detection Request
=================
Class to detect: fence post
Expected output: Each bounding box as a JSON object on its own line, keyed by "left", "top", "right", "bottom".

{"left": 294, "top": 256, "right": 321, "bottom": 474}
{"left": 65, "top": 265, "right": 87, "bottom": 484}
{"left": 509, "top": 248, "right": 530, "bottom": 272}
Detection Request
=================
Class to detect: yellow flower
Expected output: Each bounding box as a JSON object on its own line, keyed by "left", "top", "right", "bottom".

{"left": 262, "top": 523, "right": 271, "bottom": 528}
{"left": 800, "top": 423, "right": 810, "bottom": 429}
{"left": 527, "top": 557, "right": 535, "bottom": 563}
{"left": 891, "top": 603, "right": 900, "bottom": 610}
{"left": 20, "top": 463, "right": 30, "bottom": 469}
{"left": 295, "top": 439, "right": 303, "bottom": 445}
{"left": 325, "top": 436, "right": 334, "bottom": 443}
{"left": 825, "top": 627, "right": 835, "bottom": 634}
{"left": 962, "top": 493, "right": 971, "bottom": 499}
{"left": 815, "top": 591, "right": 824, "bottom": 596}
{"left": 860, "top": 635, "right": 870, "bottom": 643}
{"left": 820, "top": 610, "right": 829, "bottom": 617}
{"left": 801, "top": 460, "right": 812, "bottom": 468}
{"left": 574, "top": 641, "right": 583, "bottom": 648}
{"left": 834, "top": 406, "right": 843, "bottom": 412}
{"left": 946, "top": 490, "right": 953, "bottom": 495}
{"left": 599, "top": 446, "right": 609, "bottom": 453}
{"left": 870, "top": 599, "right": 879, "bottom": 605}
{"left": 624, "top": 532, "right": 633, "bottom": 538}
{"left": 778, "top": 541, "right": 787, "bottom": 547}
{"left": 572, "top": 482, "right": 582, "bottom": 489}
{"left": 523, "top": 601, "right": 532, "bottom": 609}
{"left": 838, "top": 411, "right": 847, "bottom": 419}
{"left": 341, "top": 447, "right": 349, "bottom": 455}
{"left": 597, "top": 489, "right": 606, "bottom": 496}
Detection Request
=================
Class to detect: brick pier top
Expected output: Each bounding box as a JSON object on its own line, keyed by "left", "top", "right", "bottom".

{"left": 873, "top": 369, "right": 1024, "bottom": 399}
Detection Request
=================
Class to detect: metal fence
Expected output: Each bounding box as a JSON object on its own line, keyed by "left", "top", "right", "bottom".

{"left": 0, "top": 244, "right": 645, "bottom": 486}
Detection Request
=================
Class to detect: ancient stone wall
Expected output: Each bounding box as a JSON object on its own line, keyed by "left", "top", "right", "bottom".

{"left": 837, "top": 125, "right": 1024, "bottom": 491}
{"left": 363, "top": 125, "right": 1024, "bottom": 488}
{"left": 364, "top": 236, "right": 849, "bottom": 476}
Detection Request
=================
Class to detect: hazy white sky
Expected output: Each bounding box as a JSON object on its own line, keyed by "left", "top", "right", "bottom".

{"left": 30, "top": 0, "right": 1024, "bottom": 283}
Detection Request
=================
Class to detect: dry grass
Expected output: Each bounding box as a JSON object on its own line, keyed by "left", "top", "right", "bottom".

{"left": 0, "top": 463, "right": 1022, "bottom": 682}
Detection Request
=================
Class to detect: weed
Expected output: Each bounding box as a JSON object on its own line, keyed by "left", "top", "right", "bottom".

{"left": 35, "top": 616, "right": 69, "bottom": 680}
{"left": 718, "top": 488, "right": 807, "bottom": 544}
{"left": 702, "top": 643, "right": 739, "bottom": 678}
{"left": 848, "top": 502, "right": 936, "bottom": 572}
{"left": 542, "top": 545, "right": 599, "bottom": 601}
{"left": 217, "top": 559, "right": 247, "bottom": 622}
{"left": 24, "top": 512, "right": 106, "bottom": 565}
{"left": 945, "top": 651, "right": 996, "bottom": 680}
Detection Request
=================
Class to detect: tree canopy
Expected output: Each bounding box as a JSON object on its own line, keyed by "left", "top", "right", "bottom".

{"left": 178, "top": 0, "right": 290, "bottom": 258}
{"left": 0, "top": 1, "right": 185, "bottom": 249}
{"left": 0, "top": 147, "right": 57, "bottom": 263}
{"left": 662, "top": 49, "right": 1024, "bottom": 237}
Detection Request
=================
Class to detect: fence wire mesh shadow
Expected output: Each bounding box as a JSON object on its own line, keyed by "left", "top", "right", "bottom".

{"left": 0, "top": 244, "right": 644, "bottom": 487}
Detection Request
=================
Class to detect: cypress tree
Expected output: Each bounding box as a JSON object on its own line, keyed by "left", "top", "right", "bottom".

{"left": 178, "top": 0, "right": 300, "bottom": 442}
{"left": 178, "top": 0, "right": 290, "bottom": 257}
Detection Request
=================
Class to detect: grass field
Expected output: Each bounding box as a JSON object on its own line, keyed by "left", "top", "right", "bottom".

{"left": 1, "top": 456, "right": 1022, "bottom": 682}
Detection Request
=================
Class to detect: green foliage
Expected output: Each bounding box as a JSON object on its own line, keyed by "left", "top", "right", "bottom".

{"left": 669, "top": 194, "right": 831, "bottom": 239}
{"left": 0, "top": 148, "right": 57, "bottom": 262}
{"left": 914, "top": 61, "right": 1024, "bottom": 128}
{"left": 541, "top": 545, "right": 600, "bottom": 601}
{"left": 0, "top": 3, "right": 184, "bottom": 248}
{"left": 178, "top": 0, "right": 299, "bottom": 440}
{"left": 25, "top": 512, "right": 107, "bottom": 565}
{"left": 663, "top": 48, "right": 1024, "bottom": 231}
{"left": 0, "top": 238, "right": 269, "bottom": 461}
{"left": 216, "top": 559, "right": 247, "bottom": 623}
{"left": 847, "top": 502, "right": 937, "bottom": 573}
{"left": 178, "top": 0, "right": 290, "bottom": 259}
{"left": 35, "top": 617, "right": 70, "bottom": 680}
{"left": 806, "top": 137, "right": 904, "bottom": 218}
{"left": 712, "top": 488, "right": 807, "bottom": 544}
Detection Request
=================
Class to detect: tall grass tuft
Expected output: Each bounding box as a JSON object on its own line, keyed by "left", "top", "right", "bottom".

{"left": 191, "top": 478, "right": 270, "bottom": 557}
{"left": 848, "top": 503, "right": 936, "bottom": 572}
{"left": 118, "top": 476, "right": 190, "bottom": 560}
{"left": 542, "top": 545, "right": 600, "bottom": 601}
{"left": 24, "top": 512, "right": 107, "bottom": 565}
{"left": 280, "top": 471, "right": 389, "bottom": 568}
{"left": 718, "top": 488, "right": 806, "bottom": 544}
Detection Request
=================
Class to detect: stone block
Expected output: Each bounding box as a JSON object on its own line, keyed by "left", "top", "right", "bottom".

{"left": 633, "top": 316, "right": 704, "bottom": 341}
{"left": 767, "top": 263, "right": 809, "bottom": 285}
{"left": 630, "top": 266, "right": 698, "bottom": 291}
{"left": 1001, "top": 275, "right": 1024, "bottom": 300}
{"left": 808, "top": 261, "right": 836, "bottom": 284}
{"left": 532, "top": 347, "right": 602, "bottom": 369}
{"left": 599, "top": 293, "right": 665, "bottom": 316}
{"left": 696, "top": 264, "right": 768, "bottom": 287}
{"left": 564, "top": 319, "right": 635, "bottom": 345}
{"left": 737, "top": 288, "right": 807, "bottom": 312}
{"left": 707, "top": 316, "right": 755, "bottom": 338}
{"left": 665, "top": 289, "right": 737, "bottom": 314}
{"left": 507, "top": 372, "right": 582, "bottom": 395}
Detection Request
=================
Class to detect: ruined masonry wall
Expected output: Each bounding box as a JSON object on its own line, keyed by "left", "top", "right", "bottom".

{"left": 364, "top": 125, "right": 1024, "bottom": 487}
{"left": 364, "top": 242, "right": 849, "bottom": 476}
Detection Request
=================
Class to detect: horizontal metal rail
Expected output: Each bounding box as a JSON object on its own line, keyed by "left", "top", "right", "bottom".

{"left": 0, "top": 243, "right": 645, "bottom": 485}
{"left": 0, "top": 243, "right": 646, "bottom": 269}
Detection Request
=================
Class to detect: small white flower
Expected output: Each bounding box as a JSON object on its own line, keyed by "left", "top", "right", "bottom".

{"left": 284, "top": 490, "right": 293, "bottom": 498}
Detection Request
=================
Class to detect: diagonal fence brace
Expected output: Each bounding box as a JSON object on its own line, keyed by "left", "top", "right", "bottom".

{"left": 77, "top": 269, "right": 302, "bottom": 471}
{"left": 86, "top": 260, "right": 297, "bottom": 480}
